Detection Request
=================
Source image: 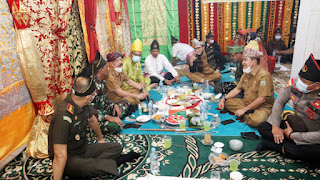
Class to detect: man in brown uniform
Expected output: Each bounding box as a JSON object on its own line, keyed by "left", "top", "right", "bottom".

{"left": 49, "top": 76, "right": 140, "bottom": 179}
{"left": 257, "top": 54, "right": 320, "bottom": 161}
{"left": 105, "top": 52, "right": 150, "bottom": 105}
{"left": 218, "top": 44, "right": 274, "bottom": 127}
{"left": 185, "top": 38, "right": 223, "bottom": 85}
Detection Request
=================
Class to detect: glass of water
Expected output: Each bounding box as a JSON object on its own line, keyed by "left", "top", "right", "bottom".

{"left": 210, "top": 171, "right": 220, "bottom": 180}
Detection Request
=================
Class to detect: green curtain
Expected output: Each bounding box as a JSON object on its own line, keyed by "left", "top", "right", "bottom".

{"left": 127, "top": 0, "right": 179, "bottom": 63}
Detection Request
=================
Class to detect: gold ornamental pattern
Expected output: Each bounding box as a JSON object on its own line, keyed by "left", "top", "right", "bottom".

{"left": 140, "top": 0, "right": 167, "bottom": 46}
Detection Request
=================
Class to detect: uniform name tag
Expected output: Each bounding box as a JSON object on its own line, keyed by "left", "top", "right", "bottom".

{"left": 306, "top": 102, "right": 320, "bottom": 115}
{"left": 291, "top": 88, "right": 303, "bottom": 98}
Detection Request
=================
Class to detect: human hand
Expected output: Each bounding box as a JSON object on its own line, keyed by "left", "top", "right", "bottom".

{"left": 214, "top": 69, "right": 220, "bottom": 74}
{"left": 143, "top": 89, "right": 150, "bottom": 99}
{"left": 283, "top": 121, "right": 293, "bottom": 140}
{"left": 164, "top": 79, "right": 172, "bottom": 86}
{"left": 235, "top": 108, "right": 246, "bottom": 117}
{"left": 137, "top": 93, "right": 146, "bottom": 100}
{"left": 275, "top": 50, "right": 281, "bottom": 55}
{"left": 175, "top": 76, "right": 181, "bottom": 83}
{"left": 113, "top": 104, "right": 122, "bottom": 117}
{"left": 108, "top": 116, "right": 123, "bottom": 126}
{"left": 272, "top": 125, "right": 284, "bottom": 144}
{"left": 218, "top": 98, "right": 225, "bottom": 110}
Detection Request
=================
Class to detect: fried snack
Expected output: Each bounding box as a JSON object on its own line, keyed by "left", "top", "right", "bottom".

{"left": 153, "top": 114, "right": 162, "bottom": 120}
{"left": 178, "top": 94, "right": 187, "bottom": 101}
{"left": 219, "top": 154, "right": 227, "bottom": 160}
{"left": 190, "top": 108, "right": 200, "bottom": 113}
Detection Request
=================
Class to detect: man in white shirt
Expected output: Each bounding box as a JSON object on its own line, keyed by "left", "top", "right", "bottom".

{"left": 144, "top": 40, "right": 180, "bottom": 86}
{"left": 171, "top": 35, "right": 194, "bottom": 66}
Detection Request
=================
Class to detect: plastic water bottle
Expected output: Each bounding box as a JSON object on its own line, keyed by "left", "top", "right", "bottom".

{"left": 138, "top": 104, "right": 142, "bottom": 116}
{"left": 159, "top": 80, "right": 163, "bottom": 94}
{"left": 205, "top": 80, "right": 209, "bottom": 93}
{"left": 272, "top": 50, "right": 276, "bottom": 57}
{"left": 276, "top": 55, "right": 281, "bottom": 67}
{"left": 204, "top": 101, "right": 208, "bottom": 120}
{"left": 150, "top": 147, "right": 159, "bottom": 174}
{"left": 200, "top": 103, "right": 206, "bottom": 121}
{"left": 148, "top": 100, "right": 153, "bottom": 117}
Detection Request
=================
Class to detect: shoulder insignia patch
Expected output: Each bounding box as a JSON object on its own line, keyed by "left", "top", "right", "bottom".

{"left": 63, "top": 116, "right": 72, "bottom": 123}
{"left": 285, "top": 78, "right": 294, "bottom": 89}
{"left": 260, "top": 79, "right": 266, "bottom": 86}
{"left": 66, "top": 103, "right": 74, "bottom": 115}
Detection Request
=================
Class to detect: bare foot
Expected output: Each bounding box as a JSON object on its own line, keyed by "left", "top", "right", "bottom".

{"left": 209, "top": 81, "right": 215, "bottom": 86}
{"left": 150, "top": 83, "right": 158, "bottom": 89}
{"left": 200, "top": 79, "right": 205, "bottom": 84}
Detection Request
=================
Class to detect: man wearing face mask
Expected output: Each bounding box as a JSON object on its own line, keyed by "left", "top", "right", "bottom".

{"left": 78, "top": 51, "right": 131, "bottom": 134}
{"left": 218, "top": 42, "right": 274, "bottom": 127}
{"left": 49, "top": 76, "right": 140, "bottom": 179}
{"left": 276, "top": 27, "right": 296, "bottom": 63}
{"left": 257, "top": 54, "right": 320, "bottom": 161}
{"left": 255, "top": 25, "right": 266, "bottom": 49}
{"left": 266, "top": 27, "right": 287, "bottom": 56}
{"left": 185, "top": 39, "right": 223, "bottom": 85}
{"left": 123, "top": 39, "right": 153, "bottom": 91}
{"left": 144, "top": 40, "right": 180, "bottom": 86}
{"left": 105, "top": 52, "right": 150, "bottom": 105}
{"left": 205, "top": 31, "right": 220, "bottom": 52}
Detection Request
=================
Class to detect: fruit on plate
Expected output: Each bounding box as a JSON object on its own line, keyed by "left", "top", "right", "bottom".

{"left": 166, "top": 115, "right": 185, "bottom": 124}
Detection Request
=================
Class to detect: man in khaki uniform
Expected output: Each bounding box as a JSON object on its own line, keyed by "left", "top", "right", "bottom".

{"left": 257, "top": 54, "right": 320, "bottom": 161}
{"left": 218, "top": 41, "right": 274, "bottom": 127}
{"left": 105, "top": 52, "right": 150, "bottom": 105}
{"left": 185, "top": 38, "right": 224, "bottom": 85}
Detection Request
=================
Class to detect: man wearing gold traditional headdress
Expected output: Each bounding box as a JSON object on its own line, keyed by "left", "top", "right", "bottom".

{"left": 218, "top": 41, "right": 274, "bottom": 127}
{"left": 122, "top": 39, "right": 154, "bottom": 91}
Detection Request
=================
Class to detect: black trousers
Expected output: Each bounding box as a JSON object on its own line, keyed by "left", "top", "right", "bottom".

{"left": 64, "top": 142, "right": 122, "bottom": 178}
{"left": 258, "top": 122, "right": 320, "bottom": 161}
{"left": 150, "top": 72, "right": 174, "bottom": 85}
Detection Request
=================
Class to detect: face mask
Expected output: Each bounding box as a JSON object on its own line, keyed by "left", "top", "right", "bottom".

{"left": 295, "top": 78, "right": 316, "bottom": 93}
{"left": 132, "top": 55, "right": 141, "bottom": 63}
{"left": 243, "top": 62, "right": 253, "bottom": 74}
{"left": 209, "top": 40, "right": 214, "bottom": 44}
{"left": 275, "top": 35, "right": 281, "bottom": 40}
{"left": 114, "top": 67, "right": 123, "bottom": 73}
{"left": 255, "top": 37, "right": 261, "bottom": 41}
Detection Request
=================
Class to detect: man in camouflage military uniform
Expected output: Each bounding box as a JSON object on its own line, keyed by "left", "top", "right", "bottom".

{"left": 49, "top": 76, "right": 140, "bottom": 179}
{"left": 257, "top": 54, "right": 320, "bottom": 161}
{"left": 218, "top": 42, "right": 274, "bottom": 127}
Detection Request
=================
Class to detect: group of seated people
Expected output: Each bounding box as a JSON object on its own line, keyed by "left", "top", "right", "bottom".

{"left": 48, "top": 27, "right": 320, "bottom": 179}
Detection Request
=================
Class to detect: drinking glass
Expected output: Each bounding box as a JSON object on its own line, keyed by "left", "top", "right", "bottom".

{"left": 204, "top": 121, "right": 211, "bottom": 131}
{"left": 210, "top": 171, "right": 220, "bottom": 180}
{"left": 179, "top": 120, "right": 186, "bottom": 129}
{"left": 229, "top": 159, "right": 239, "bottom": 171}
{"left": 163, "top": 136, "right": 172, "bottom": 149}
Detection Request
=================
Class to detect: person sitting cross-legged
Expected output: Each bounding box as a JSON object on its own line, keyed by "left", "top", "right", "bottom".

{"left": 105, "top": 52, "right": 150, "bottom": 105}
{"left": 123, "top": 38, "right": 155, "bottom": 91}
{"left": 218, "top": 43, "right": 274, "bottom": 127}
{"left": 144, "top": 39, "right": 180, "bottom": 86}
{"left": 257, "top": 54, "right": 320, "bottom": 162}
{"left": 185, "top": 38, "right": 224, "bottom": 86}
{"left": 48, "top": 76, "right": 140, "bottom": 180}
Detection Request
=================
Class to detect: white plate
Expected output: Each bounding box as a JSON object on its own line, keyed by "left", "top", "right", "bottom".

{"left": 136, "top": 115, "right": 151, "bottom": 122}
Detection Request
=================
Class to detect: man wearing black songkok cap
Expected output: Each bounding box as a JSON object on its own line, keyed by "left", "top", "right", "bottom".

{"left": 257, "top": 54, "right": 320, "bottom": 162}
{"left": 49, "top": 76, "right": 140, "bottom": 179}
{"left": 205, "top": 31, "right": 221, "bottom": 52}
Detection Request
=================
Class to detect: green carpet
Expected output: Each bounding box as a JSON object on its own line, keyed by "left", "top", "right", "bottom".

{"left": 1, "top": 134, "right": 319, "bottom": 179}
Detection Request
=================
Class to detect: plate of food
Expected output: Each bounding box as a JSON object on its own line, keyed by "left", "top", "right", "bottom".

{"left": 152, "top": 114, "right": 166, "bottom": 123}
{"left": 178, "top": 101, "right": 192, "bottom": 107}
{"left": 208, "top": 152, "right": 229, "bottom": 166}
{"left": 165, "top": 115, "right": 185, "bottom": 125}
{"left": 136, "top": 115, "right": 151, "bottom": 123}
